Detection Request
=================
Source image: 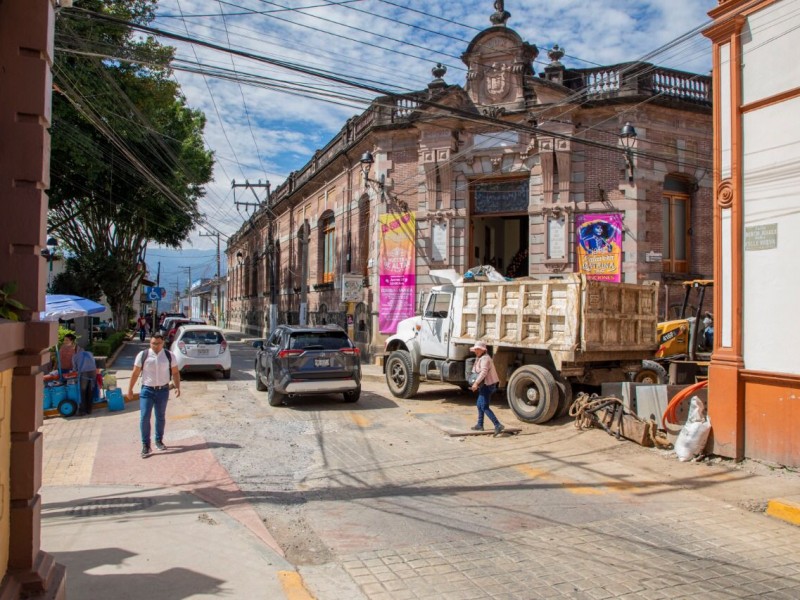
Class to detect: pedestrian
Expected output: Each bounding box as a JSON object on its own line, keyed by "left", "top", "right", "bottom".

{"left": 468, "top": 341, "right": 505, "bottom": 435}
{"left": 126, "top": 332, "right": 181, "bottom": 458}
{"left": 72, "top": 344, "right": 97, "bottom": 416}
{"left": 136, "top": 314, "right": 148, "bottom": 342}
{"left": 58, "top": 333, "right": 77, "bottom": 372}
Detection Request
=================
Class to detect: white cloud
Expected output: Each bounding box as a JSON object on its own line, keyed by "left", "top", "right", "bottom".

{"left": 150, "top": 0, "right": 716, "bottom": 249}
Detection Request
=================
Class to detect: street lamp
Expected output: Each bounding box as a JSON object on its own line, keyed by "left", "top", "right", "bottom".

{"left": 45, "top": 235, "right": 58, "bottom": 289}
{"left": 360, "top": 150, "right": 408, "bottom": 211}
{"left": 236, "top": 250, "right": 244, "bottom": 266}
{"left": 619, "top": 122, "right": 637, "bottom": 184}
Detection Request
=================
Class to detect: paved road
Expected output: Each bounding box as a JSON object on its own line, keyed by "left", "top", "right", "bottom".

{"left": 43, "top": 334, "right": 800, "bottom": 599}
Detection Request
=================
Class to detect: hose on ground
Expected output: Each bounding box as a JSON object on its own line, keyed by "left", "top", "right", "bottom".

{"left": 662, "top": 380, "right": 708, "bottom": 430}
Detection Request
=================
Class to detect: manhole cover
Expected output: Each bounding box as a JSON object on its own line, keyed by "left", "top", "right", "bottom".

{"left": 68, "top": 496, "right": 156, "bottom": 517}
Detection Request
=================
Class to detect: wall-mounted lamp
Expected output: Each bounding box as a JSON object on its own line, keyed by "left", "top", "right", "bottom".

{"left": 43, "top": 234, "right": 59, "bottom": 288}
{"left": 619, "top": 122, "right": 637, "bottom": 184}
{"left": 359, "top": 151, "right": 386, "bottom": 193}
{"left": 236, "top": 250, "right": 244, "bottom": 266}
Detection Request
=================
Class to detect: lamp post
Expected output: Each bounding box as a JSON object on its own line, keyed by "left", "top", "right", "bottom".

{"left": 45, "top": 235, "right": 58, "bottom": 290}
{"left": 360, "top": 150, "right": 408, "bottom": 212}
{"left": 619, "top": 122, "right": 638, "bottom": 184}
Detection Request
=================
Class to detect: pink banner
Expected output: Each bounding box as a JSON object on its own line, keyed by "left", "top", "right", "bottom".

{"left": 576, "top": 213, "right": 623, "bottom": 282}
{"left": 379, "top": 212, "right": 416, "bottom": 333}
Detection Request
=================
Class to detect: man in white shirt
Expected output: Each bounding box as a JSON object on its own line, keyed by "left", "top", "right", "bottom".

{"left": 126, "top": 333, "right": 181, "bottom": 458}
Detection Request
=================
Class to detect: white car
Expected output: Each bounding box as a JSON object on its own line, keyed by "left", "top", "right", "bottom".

{"left": 170, "top": 325, "right": 231, "bottom": 379}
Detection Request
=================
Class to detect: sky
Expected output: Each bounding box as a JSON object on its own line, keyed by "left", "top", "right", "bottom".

{"left": 143, "top": 0, "right": 719, "bottom": 288}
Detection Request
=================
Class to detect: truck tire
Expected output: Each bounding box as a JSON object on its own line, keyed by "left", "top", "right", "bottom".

{"left": 506, "top": 365, "right": 558, "bottom": 424}
{"left": 635, "top": 360, "right": 668, "bottom": 384}
{"left": 385, "top": 350, "right": 420, "bottom": 399}
{"left": 555, "top": 378, "right": 574, "bottom": 419}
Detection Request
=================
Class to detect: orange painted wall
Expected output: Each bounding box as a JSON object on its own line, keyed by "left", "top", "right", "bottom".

{"left": 742, "top": 373, "right": 800, "bottom": 466}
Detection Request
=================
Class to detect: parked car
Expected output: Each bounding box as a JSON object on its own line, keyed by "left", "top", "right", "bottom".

{"left": 170, "top": 325, "right": 231, "bottom": 379}
{"left": 165, "top": 318, "right": 206, "bottom": 344}
{"left": 159, "top": 315, "right": 193, "bottom": 333}
{"left": 253, "top": 325, "right": 361, "bottom": 406}
{"left": 158, "top": 312, "right": 186, "bottom": 331}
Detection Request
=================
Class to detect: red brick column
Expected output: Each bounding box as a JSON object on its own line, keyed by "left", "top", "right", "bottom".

{"left": 0, "top": 0, "right": 65, "bottom": 597}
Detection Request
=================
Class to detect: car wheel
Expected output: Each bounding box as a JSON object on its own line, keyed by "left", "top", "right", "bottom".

{"left": 57, "top": 398, "right": 79, "bottom": 418}
{"left": 267, "top": 372, "right": 284, "bottom": 407}
{"left": 343, "top": 386, "right": 361, "bottom": 403}
{"left": 222, "top": 369, "right": 231, "bottom": 380}
{"left": 385, "top": 350, "right": 420, "bottom": 399}
{"left": 255, "top": 362, "right": 267, "bottom": 391}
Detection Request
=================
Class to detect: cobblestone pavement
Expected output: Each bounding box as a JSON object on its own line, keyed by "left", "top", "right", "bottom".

{"left": 41, "top": 336, "right": 800, "bottom": 600}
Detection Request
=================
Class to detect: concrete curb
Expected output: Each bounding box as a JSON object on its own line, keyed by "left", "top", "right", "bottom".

{"left": 766, "top": 496, "right": 800, "bottom": 527}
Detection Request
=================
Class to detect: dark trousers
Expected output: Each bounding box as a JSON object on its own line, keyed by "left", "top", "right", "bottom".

{"left": 139, "top": 327, "right": 146, "bottom": 341}
{"left": 476, "top": 383, "right": 500, "bottom": 428}
{"left": 79, "top": 377, "right": 95, "bottom": 415}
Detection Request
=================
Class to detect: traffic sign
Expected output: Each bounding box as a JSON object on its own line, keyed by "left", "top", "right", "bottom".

{"left": 144, "top": 286, "right": 166, "bottom": 301}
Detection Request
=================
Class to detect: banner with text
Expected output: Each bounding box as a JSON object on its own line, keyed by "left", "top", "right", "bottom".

{"left": 379, "top": 211, "right": 416, "bottom": 333}
{"left": 575, "top": 213, "right": 623, "bottom": 282}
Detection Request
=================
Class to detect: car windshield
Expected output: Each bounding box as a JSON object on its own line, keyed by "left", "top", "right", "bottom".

{"left": 181, "top": 330, "right": 223, "bottom": 345}
{"left": 289, "top": 332, "right": 350, "bottom": 351}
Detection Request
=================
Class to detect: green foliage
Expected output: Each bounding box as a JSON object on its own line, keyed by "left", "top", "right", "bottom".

{"left": 48, "top": 0, "right": 214, "bottom": 329}
{"left": 90, "top": 341, "right": 111, "bottom": 357}
{"left": 57, "top": 325, "right": 77, "bottom": 347}
{"left": 0, "top": 282, "right": 27, "bottom": 321}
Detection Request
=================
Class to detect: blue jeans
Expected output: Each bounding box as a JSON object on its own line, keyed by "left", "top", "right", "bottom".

{"left": 139, "top": 327, "right": 146, "bottom": 342}
{"left": 476, "top": 383, "right": 500, "bottom": 428}
{"left": 140, "top": 386, "right": 169, "bottom": 446}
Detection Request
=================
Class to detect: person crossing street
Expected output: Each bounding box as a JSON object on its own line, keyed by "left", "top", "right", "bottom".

{"left": 126, "top": 333, "right": 181, "bottom": 458}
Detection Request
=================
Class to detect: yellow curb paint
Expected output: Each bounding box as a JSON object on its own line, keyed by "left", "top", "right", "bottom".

{"left": 766, "top": 499, "right": 800, "bottom": 527}
{"left": 350, "top": 413, "right": 370, "bottom": 428}
{"left": 278, "top": 571, "right": 315, "bottom": 599}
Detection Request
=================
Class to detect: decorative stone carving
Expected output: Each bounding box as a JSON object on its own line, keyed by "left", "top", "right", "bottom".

{"left": 718, "top": 180, "right": 734, "bottom": 208}
{"left": 490, "top": 156, "right": 503, "bottom": 172}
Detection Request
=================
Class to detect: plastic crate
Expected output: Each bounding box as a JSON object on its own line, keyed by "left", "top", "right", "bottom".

{"left": 43, "top": 385, "right": 66, "bottom": 410}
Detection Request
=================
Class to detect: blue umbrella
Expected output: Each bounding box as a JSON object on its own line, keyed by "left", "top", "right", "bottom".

{"left": 41, "top": 295, "right": 106, "bottom": 322}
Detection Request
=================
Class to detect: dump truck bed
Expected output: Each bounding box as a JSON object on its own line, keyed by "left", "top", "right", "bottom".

{"left": 451, "top": 274, "right": 659, "bottom": 363}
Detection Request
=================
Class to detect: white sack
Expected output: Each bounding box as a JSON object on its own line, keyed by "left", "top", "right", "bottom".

{"left": 675, "top": 396, "right": 712, "bottom": 461}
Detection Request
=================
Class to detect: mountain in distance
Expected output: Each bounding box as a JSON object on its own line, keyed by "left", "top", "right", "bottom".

{"left": 144, "top": 246, "right": 227, "bottom": 307}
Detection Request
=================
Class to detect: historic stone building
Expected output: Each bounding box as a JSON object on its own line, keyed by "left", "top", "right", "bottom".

{"left": 227, "top": 5, "right": 713, "bottom": 359}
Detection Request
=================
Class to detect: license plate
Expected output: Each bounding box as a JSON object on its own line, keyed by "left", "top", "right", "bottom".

{"left": 196, "top": 348, "right": 210, "bottom": 355}
{"left": 314, "top": 358, "right": 330, "bottom": 367}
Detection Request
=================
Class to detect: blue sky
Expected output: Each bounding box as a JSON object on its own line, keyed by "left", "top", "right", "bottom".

{"left": 147, "top": 0, "right": 718, "bottom": 282}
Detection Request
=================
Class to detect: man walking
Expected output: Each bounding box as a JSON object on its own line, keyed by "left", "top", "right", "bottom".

{"left": 72, "top": 343, "right": 97, "bottom": 416}
{"left": 126, "top": 332, "right": 181, "bottom": 458}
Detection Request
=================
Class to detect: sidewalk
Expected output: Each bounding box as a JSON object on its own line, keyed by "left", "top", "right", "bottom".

{"left": 40, "top": 336, "right": 800, "bottom": 599}
{"left": 40, "top": 338, "right": 304, "bottom": 600}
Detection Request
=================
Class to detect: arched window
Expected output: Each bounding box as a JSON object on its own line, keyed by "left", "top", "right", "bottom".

{"left": 320, "top": 211, "right": 336, "bottom": 284}
{"left": 662, "top": 176, "right": 693, "bottom": 273}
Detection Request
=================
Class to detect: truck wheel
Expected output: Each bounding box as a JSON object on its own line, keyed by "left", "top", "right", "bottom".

{"left": 255, "top": 362, "right": 267, "bottom": 391}
{"left": 267, "top": 373, "right": 285, "bottom": 406}
{"left": 506, "top": 365, "right": 558, "bottom": 424}
{"left": 635, "top": 360, "right": 668, "bottom": 384}
{"left": 555, "top": 378, "right": 574, "bottom": 419}
{"left": 385, "top": 350, "right": 420, "bottom": 399}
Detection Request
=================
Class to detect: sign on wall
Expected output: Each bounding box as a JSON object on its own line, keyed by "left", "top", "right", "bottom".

{"left": 341, "top": 274, "right": 363, "bottom": 303}
{"left": 575, "top": 213, "right": 623, "bottom": 282}
{"left": 379, "top": 211, "right": 416, "bottom": 333}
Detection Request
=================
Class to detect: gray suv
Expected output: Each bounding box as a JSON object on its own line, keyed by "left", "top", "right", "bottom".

{"left": 253, "top": 325, "right": 362, "bottom": 406}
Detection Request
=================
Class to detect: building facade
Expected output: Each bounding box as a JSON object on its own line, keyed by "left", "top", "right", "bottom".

{"left": 704, "top": 0, "right": 800, "bottom": 467}
{"left": 1, "top": 0, "right": 67, "bottom": 598}
{"left": 227, "top": 7, "right": 713, "bottom": 361}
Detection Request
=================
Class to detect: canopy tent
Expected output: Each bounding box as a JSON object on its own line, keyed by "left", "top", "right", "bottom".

{"left": 41, "top": 294, "right": 106, "bottom": 322}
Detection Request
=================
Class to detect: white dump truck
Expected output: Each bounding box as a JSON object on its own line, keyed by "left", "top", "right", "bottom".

{"left": 383, "top": 271, "right": 661, "bottom": 423}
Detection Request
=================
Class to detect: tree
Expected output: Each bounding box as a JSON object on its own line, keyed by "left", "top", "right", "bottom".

{"left": 48, "top": 0, "right": 214, "bottom": 328}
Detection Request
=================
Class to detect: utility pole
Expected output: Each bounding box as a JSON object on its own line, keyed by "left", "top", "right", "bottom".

{"left": 200, "top": 231, "right": 222, "bottom": 326}
{"left": 154, "top": 261, "right": 161, "bottom": 327}
{"left": 299, "top": 219, "right": 309, "bottom": 325}
{"left": 178, "top": 265, "right": 191, "bottom": 317}
{"left": 232, "top": 179, "right": 275, "bottom": 332}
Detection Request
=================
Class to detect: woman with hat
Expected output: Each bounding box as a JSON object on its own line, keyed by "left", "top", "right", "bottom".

{"left": 468, "top": 340, "right": 505, "bottom": 435}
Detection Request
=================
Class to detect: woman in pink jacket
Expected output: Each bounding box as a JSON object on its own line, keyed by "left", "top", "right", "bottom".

{"left": 469, "top": 341, "right": 505, "bottom": 435}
